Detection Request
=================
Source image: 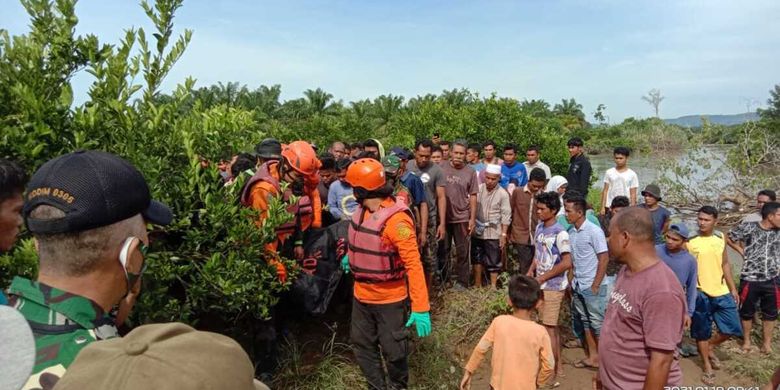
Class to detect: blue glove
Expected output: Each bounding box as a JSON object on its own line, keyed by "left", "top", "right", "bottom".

{"left": 405, "top": 311, "right": 431, "bottom": 337}
{"left": 340, "top": 255, "right": 350, "bottom": 274}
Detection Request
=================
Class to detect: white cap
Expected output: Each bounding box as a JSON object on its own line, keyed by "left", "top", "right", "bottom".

{"left": 485, "top": 164, "right": 501, "bottom": 175}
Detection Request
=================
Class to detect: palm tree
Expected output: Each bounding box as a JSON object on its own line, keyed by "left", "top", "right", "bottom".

{"left": 350, "top": 99, "right": 373, "bottom": 119}
{"left": 520, "top": 99, "right": 552, "bottom": 117}
{"left": 214, "top": 81, "right": 241, "bottom": 107}
{"left": 303, "top": 88, "right": 337, "bottom": 116}
{"left": 553, "top": 98, "right": 587, "bottom": 129}
{"left": 438, "top": 88, "right": 474, "bottom": 107}
{"left": 239, "top": 84, "right": 282, "bottom": 116}
{"left": 373, "top": 94, "right": 404, "bottom": 125}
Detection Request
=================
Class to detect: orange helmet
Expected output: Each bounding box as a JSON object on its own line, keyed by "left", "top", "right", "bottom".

{"left": 345, "top": 158, "right": 385, "bottom": 191}
{"left": 281, "top": 141, "right": 321, "bottom": 176}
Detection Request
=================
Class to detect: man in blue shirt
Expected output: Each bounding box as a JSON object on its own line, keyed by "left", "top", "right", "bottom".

{"left": 499, "top": 143, "right": 528, "bottom": 194}
{"left": 564, "top": 194, "right": 609, "bottom": 369}
{"left": 656, "top": 223, "right": 698, "bottom": 329}
{"left": 466, "top": 143, "right": 485, "bottom": 182}
{"left": 327, "top": 158, "right": 359, "bottom": 221}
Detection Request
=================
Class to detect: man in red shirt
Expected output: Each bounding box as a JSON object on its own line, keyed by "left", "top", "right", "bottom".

{"left": 596, "top": 207, "right": 685, "bottom": 390}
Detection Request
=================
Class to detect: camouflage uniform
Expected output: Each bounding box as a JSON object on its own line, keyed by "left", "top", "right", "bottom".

{"left": 422, "top": 221, "right": 438, "bottom": 276}
{"left": 7, "top": 276, "right": 119, "bottom": 390}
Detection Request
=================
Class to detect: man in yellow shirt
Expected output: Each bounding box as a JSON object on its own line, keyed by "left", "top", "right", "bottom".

{"left": 687, "top": 206, "right": 742, "bottom": 386}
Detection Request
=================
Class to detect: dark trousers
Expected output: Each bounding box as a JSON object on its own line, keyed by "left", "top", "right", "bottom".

{"left": 351, "top": 299, "right": 410, "bottom": 390}
{"left": 445, "top": 222, "right": 471, "bottom": 286}
{"left": 507, "top": 243, "right": 534, "bottom": 275}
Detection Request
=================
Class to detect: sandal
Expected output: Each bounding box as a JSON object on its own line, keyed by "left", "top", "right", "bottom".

{"left": 539, "top": 381, "right": 561, "bottom": 389}
{"left": 708, "top": 353, "right": 721, "bottom": 370}
{"left": 572, "top": 359, "right": 599, "bottom": 369}
{"left": 563, "top": 339, "right": 582, "bottom": 349}
{"left": 701, "top": 371, "right": 716, "bottom": 386}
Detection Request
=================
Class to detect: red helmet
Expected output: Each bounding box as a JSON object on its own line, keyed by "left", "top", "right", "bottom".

{"left": 281, "top": 141, "right": 320, "bottom": 176}
{"left": 345, "top": 158, "right": 385, "bottom": 191}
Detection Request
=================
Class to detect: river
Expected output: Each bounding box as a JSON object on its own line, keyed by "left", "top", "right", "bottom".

{"left": 589, "top": 144, "right": 734, "bottom": 196}
{"left": 588, "top": 144, "right": 744, "bottom": 268}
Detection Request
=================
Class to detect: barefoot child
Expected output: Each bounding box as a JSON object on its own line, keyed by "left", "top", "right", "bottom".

{"left": 460, "top": 275, "right": 554, "bottom": 390}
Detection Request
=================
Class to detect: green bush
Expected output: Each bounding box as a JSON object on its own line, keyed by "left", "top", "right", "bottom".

{"left": 0, "top": 0, "right": 296, "bottom": 344}
{"left": 0, "top": 0, "right": 581, "bottom": 363}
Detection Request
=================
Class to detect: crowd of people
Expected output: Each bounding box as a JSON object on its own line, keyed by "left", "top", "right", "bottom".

{"left": 0, "top": 133, "right": 778, "bottom": 390}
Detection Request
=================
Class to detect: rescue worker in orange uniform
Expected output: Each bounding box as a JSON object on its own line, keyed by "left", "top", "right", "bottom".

{"left": 240, "top": 140, "right": 322, "bottom": 280}
{"left": 341, "top": 158, "right": 431, "bottom": 390}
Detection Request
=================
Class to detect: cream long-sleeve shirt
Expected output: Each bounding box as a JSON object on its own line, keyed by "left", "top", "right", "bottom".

{"left": 475, "top": 184, "right": 511, "bottom": 240}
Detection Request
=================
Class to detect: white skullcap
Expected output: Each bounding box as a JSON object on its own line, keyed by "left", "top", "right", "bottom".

{"left": 485, "top": 164, "right": 501, "bottom": 175}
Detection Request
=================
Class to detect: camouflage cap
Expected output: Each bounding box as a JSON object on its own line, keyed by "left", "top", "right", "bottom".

{"left": 382, "top": 154, "right": 401, "bottom": 175}
{"left": 54, "top": 322, "right": 269, "bottom": 390}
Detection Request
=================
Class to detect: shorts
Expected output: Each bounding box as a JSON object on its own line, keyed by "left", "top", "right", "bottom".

{"left": 541, "top": 290, "right": 565, "bottom": 326}
{"left": 571, "top": 283, "right": 607, "bottom": 335}
{"left": 738, "top": 279, "right": 778, "bottom": 321}
{"left": 471, "top": 238, "right": 501, "bottom": 273}
{"left": 691, "top": 291, "right": 743, "bottom": 340}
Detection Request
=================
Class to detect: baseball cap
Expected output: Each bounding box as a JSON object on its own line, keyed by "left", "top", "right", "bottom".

{"left": 23, "top": 150, "right": 173, "bottom": 234}
{"left": 53, "top": 322, "right": 270, "bottom": 390}
{"left": 254, "top": 138, "right": 282, "bottom": 160}
{"left": 668, "top": 223, "right": 690, "bottom": 240}
{"left": 641, "top": 184, "right": 662, "bottom": 201}
{"left": 382, "top": 154, "right": 401, "bottom": 174}
{"left": 390, "top": 147, "right": 412, "bottom": 161}
{"left": 0, "top": 305, "right": 36, "bottom": 390}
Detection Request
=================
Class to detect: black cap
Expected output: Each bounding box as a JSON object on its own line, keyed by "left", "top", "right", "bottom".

{"left": 23, "top": 150, "right": 173, "bottom": 234}
{"left": 254, "top": 138, "right": 282, "bottom": 160}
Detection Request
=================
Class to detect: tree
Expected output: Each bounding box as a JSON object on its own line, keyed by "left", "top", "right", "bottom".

{"left": 373, "top": 94, "right": 404, "bottom": 126}
{"left": 593, "top": 103, "right": 607, "bottom": 125}
{"left": 520, "top": 99, "right": 552, "bottom": 117}
{"left": 642, "top": 89, "right": 665, "bottom": 118}
{"left": 553, "top": 98, "right": 587, "bottom": 129}
{"left": 758, "top": 84, "right": 780, "bottom": 124}
{"left": 303, "top": 87, "right": 338, "bottom": 116}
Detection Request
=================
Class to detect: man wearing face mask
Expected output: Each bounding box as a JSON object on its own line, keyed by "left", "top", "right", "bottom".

{"left": 240, "top": 141, "right": 322, "bottom": 269}
{"left": 341, "top": 158, "right": 431, "bottom": 390}
{"left": 7, "top": 150, "right": 172, "bottom": 390}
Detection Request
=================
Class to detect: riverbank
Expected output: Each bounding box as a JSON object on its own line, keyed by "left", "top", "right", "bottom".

{"left": 274, "top": 285, "right": 774, "bottom": 389}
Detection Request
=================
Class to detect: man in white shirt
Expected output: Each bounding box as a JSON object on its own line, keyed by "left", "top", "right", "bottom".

{"left": 600, "top": 146, "right": 639, "bottom": 214}
{"left": 523, "top": 145, "right": 551, "bottom": 180}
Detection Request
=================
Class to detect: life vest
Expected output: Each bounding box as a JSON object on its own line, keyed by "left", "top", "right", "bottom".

{"left": 239, "top": 161, "right": 313, "bottom": 236}
{"left": 348, "top": 199, "right": 411, "bottom": 283}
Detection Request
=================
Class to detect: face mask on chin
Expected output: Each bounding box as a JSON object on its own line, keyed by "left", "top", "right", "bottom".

{"left": 354, "top": 187, "right": 370, "bottom": 204}
{"left": 353, "top": 185, "right": 392, "bottom": 205}
{"left": 290, "top": 177, "right": 305, "bottom": 196}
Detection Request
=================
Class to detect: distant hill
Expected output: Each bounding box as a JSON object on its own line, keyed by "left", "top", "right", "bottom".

{"left": 664, "top": 112, "right": 760, "bottom": 127}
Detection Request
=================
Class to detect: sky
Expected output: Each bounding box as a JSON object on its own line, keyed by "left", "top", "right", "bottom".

{"left": 2, "top": 0, "right": 779, "bottom": 122}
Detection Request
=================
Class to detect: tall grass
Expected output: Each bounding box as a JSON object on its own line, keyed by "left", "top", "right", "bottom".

{"left": 273, "top": 337, "right": 367, "bottom": 389}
